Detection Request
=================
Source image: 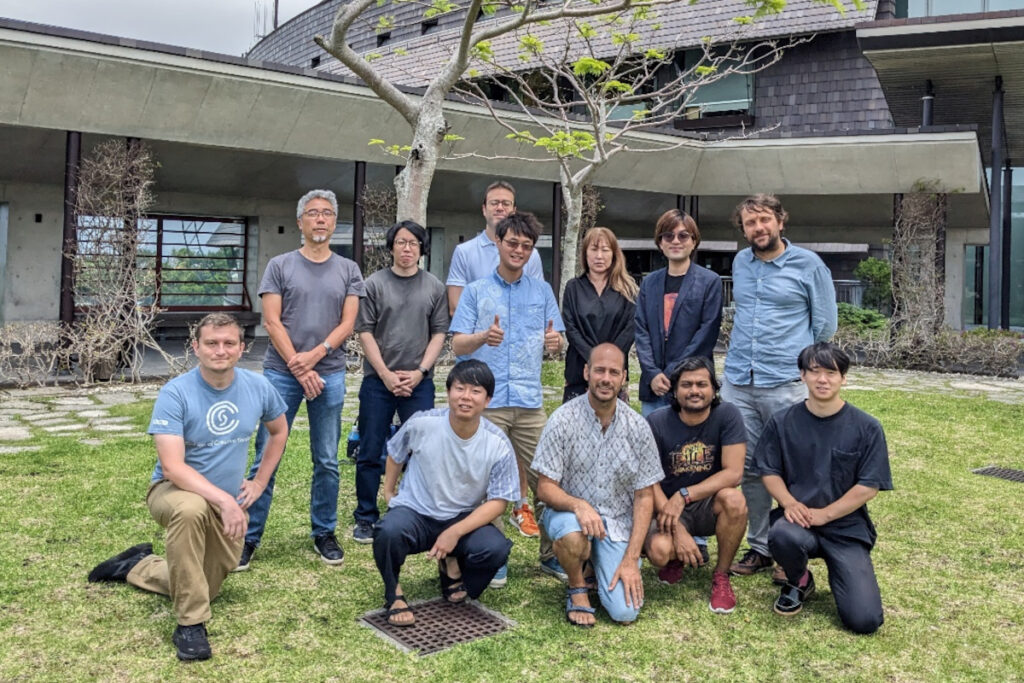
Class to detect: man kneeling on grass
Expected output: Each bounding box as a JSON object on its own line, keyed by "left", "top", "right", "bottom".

{"left": 87, "top": 313, "right": 288, "bottom": 661}
{"left": 643, "top": 356, "right": 747, "bottom": 614}
{"left": 754, "top": 342, "right": 892, "bottom": 634}
{"left": 372, "top": 360, "right": 518, "bottom": 626}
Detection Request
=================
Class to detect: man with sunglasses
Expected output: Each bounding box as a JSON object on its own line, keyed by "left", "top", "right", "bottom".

{"left": 451, "top": 211, "right": 564, "bottom": 585}
{"left": 238, "top": 189, "right": 364, "bottom": 570}
{"left": 446, "top": 180, "right": 544, "bottom": 318}
{"left": 635, "top": 208, "right": 723, "bottom": 418}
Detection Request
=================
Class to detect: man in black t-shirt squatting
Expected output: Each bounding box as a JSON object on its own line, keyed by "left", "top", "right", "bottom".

{"left": 754, "top": 342, "right": 892, "bottom": 634}
{"left": 644, "top": 356, "right": 748, "bottom": 615}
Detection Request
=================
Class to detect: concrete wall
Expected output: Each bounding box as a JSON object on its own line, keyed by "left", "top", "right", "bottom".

{"left": 0, "top": 182, "right": 64, "bottom": 322}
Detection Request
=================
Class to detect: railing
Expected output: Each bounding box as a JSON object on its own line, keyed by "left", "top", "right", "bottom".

{"left": 720, "top": 277, "right": 864, "bottom": 308}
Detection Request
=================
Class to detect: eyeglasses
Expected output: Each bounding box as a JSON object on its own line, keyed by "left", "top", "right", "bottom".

{"left": 661, "top": 231, "right": 692, "bottom": 243}
{"left": 501, "top": 238, "right": 534, "bottom": 252}
{"left": 487, "top": 200, "right": 514, "bottom": 209}
{"left": 302, "top": 209, "right": 336, "bottom": 218}
{"left": 393, "top": 238, "right": 420, "bottom": 249}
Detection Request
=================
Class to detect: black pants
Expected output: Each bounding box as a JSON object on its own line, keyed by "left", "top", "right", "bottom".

{"left": 769, "top": 518, "right": 884, "bottom": 634}
{"left": 373, "top": 505, "right": 512, "bottom": 605}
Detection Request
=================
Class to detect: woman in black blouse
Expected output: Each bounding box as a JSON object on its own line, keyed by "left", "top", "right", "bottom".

{"left": 562, "top": 227, "right": 639, "bottom": 402}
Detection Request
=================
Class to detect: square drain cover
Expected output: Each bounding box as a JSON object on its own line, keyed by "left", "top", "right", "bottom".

{"left": 972, "top": 466, "right": 1024, "bottom": 483}
{"left": 359, "top": 597, "right": 515, "bottom": 656}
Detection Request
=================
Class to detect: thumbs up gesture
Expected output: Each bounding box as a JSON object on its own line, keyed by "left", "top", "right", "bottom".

{"left": 544, "top": 319, "right": 562, "bottom": 353}
{"left": 484, "top": 314, "right": 504, "bottom": 347}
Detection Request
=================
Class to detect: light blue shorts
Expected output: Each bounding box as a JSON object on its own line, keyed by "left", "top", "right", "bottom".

{"left": 541, "top": 508, "right": 642, "bottom": 623}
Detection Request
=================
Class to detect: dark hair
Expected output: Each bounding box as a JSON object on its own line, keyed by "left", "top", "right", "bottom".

{"left": 446, "top": 359, "right": 495, "bottom": 398}
{"left": 654, "top": 208, "right": 701, "bottom": 249}
{"left": 484, "top": 180, "right": 516, "bottom": 203}
{"left": 797, "top": 342, "right": 851, "bottom": 376}
{"left": 496, "top": 212, "right": 541, "bottom": 244}
{"left": 668, "top": 356, "right": 721, "bottom": 411}
{"left": 194, "top": 313, "right": 244, "bottom": 343}
{"left": 731, "top": 193, "right": 789, "bottom": 229}
{"left": 386, "top": 220, "right": 429, "bottom": 252}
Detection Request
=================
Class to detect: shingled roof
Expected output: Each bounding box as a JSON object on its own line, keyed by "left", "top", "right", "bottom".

{"left": 318, "top": 0, "right": 878, "bottom": 87}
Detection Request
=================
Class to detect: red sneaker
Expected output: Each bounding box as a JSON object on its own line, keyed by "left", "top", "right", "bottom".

{"left": 657, "top": 560, "right": 684, "bottom": 585}
{"left": 709, "top": 570, "right": 736, "bottom": 614}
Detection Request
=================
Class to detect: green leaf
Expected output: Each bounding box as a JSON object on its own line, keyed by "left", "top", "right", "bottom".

{"left": 375, "top": 15, "right": 395, "bottom": 32}
{"left": 610, "top": 32, "right": 640, "bottom": 46}
{"left": 630, "top": 108, "right": 651, "bottom": 120}
{"left": 576, "top": 22, "right": 597, "bottom": 39}
{"left": 602, "top": 80, "right": 633, "bottom": 94}
{"left": 443, "top": 134, "right": 465, "bottom": 142}
{"left": 365, "top": 52, "right": 382, "bottom": 62}
{"left": 518, "top": 35, "right": 544, "bottom": 58}
{"left": 393, "top": 47, "right": 408, "bottom": 56}
{"left": 480, "top": 1, "right": 499, "bottom": 16}
{"left": 368, "top": 139, "right": 386, "bottom": 146}
{"left": 695, "top": 65, "right": 717, "bottom": 77}
{"left": 472, "top": 40, "right": 493, "bottom": 61}
{"left": 572, "top": 56, "right": 611, "bottom": 78}
{"left": 644, "top": 48, "right": 666, "bottom": 60}
{"left": 424, "top": 0, "right": 457, "bottom": 19}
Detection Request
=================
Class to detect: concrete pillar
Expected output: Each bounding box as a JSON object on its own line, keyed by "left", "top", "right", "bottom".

{"left": 60, "top": 131, "right": 81, "bottom": 327}
{"left": 1001, "top": 162, "right": 1012, "bottom": 329}
{"left": 988, "top": 77, "right": 1004, "bottom": 329}
{"left": 551, "top": 182, "right": 562, "bottom": 295}
{"left": 353, "top": 160, "right": 366, "bottom": 270}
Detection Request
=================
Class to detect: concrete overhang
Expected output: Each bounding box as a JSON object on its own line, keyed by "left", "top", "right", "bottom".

{"left": 858, "top": 12, "right": 1024, "bottom": 165}
{"left": 0, "top": 23, "right": 986, "bottom": 215}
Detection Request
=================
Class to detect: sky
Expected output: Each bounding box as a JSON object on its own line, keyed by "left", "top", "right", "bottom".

{"left": 0, "top": 0, "right": 319, "bottom": 56}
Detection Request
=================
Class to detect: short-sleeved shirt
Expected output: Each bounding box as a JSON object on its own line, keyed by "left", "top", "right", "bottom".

{"left": 354, "top": 268, "right": 448, "bottom": 378}
{"left": 446, "top": 229, "right": 544, "bottom": 287}
{"left": 646, "top": 402, "right": 746, "bottom": 498}
{"left": 259, "top": 250, "right": 365, "bottom": 376}
{"left": 386, "top": 408, "right": 520, "bottom": 520}
{"left": 532, "top": 395, "right": 663, "bottom": 542}
{"left": 148, "top": 367, "right": 287, "bottom": 497}
{"left": 449, "top": 270, "right": 565, "bottom": 409}
{"left": 752, "top": 401, "right": 892, "bottom": 546}
{"left": 725, "top": 240, "right": 838, "bottom": 387}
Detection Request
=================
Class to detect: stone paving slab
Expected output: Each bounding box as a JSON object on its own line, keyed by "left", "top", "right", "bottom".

{"left": 43, "top": 424, "right": 86, "bottom": 433}
{"left": 0, "top": 426, "right": 33, "bottom": 440}
{"left": 75, "top": 409, "right": 111, "bottom": 419}
{"left": 20, "top": 411, "right": 69, "bottom": 422}
{"left": 88, "top": 416, "right": 134, "bottom": 425}
{"left": 0, "top": 445, "right": 42, "bottom": 454}
{"left": 79, "top": 439, "right": 106, "bottom": 446}
{"left": 26, "top": 417, "right": 75, "bottom": 427}
{"left": 93, "top": 392, "right": 139, "bottom": 405}
{"left": 0, "top": 401, "right": 47, "bottom": 411}
{"left": 92, "top": 424, "right": 136, "bottom": 432}
{"left": 52, "top": 397, "right": 96, "bottom": 407}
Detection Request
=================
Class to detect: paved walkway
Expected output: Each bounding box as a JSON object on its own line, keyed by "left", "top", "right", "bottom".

{"left": 1, "top": 341, "right": 1021, "bottom": 455}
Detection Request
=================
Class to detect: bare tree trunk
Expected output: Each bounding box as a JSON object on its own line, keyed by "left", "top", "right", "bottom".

{"left": 559, "top": 178, "right": 584, "bottom": 302}
{"left": 393, "top": 101, "right": 447, "bottom": 225}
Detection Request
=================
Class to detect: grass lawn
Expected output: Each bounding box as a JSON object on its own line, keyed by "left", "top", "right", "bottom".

{"left": 1, "top": 363, "right": 1022, "bottom": 681}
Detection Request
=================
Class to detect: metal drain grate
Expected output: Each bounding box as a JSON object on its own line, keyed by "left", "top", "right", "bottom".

{"left": 359, "top": 597, "right": 516, "bottom": 656}
{"left": 972, "top": 466, "right": 1024, "bottom": 483}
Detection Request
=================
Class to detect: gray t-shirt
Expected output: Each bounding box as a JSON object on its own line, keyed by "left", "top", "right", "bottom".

{"left": 355, "top": 268, "right": 449, "bottom": 378}
{"left": 259, "top": 250, "right": 364, "bottom": 376}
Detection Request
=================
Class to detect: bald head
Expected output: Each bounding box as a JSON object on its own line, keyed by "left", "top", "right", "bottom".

{"left": 588, "top": 343, "right": 626, "bottom": 371}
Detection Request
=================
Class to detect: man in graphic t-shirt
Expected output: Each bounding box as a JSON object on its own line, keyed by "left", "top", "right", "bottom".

{"left": 88, "top": 314, "right": 288, "bottom": 661}
{"left": 644, "top": 356, "right": 747, "bottom": 614}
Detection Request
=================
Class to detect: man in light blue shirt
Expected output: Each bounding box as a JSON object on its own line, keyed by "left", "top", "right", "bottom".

{"left": 373, "top": 360, "right": 519, "bottom": 627}
{"left": 446, "top": 180, "right": 544, "bottom": 317}
{"left": 723, "top": 194, "right": 837, "bottom": 579}
{"left": 451, "top": 211, "right": 564, "bottom": 580}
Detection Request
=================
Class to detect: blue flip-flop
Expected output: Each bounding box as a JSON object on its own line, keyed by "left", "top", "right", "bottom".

{"left": 565, "top": 586, "right": 595, "bottom": 628}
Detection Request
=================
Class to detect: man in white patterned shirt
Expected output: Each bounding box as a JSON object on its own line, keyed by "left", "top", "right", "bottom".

{"left": 534, "top": 343, "right": 662, "bottom": 627}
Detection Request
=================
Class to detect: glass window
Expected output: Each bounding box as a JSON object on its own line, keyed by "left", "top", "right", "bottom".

{"left": 681, "top": 51, "right": 753, "bottom": 118}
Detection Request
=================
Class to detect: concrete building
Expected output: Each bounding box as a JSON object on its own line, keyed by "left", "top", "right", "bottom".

{"left": 0, "top": 0, "right": 1020, "bottom": 335}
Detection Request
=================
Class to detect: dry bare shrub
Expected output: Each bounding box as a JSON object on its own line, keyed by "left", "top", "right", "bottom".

{"left": 0, "top": 322, "right": 62, "bottom": 387}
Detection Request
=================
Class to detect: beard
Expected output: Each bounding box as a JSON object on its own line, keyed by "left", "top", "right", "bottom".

{"left": 750, "top": 234, "right": 782, "bottom": 254}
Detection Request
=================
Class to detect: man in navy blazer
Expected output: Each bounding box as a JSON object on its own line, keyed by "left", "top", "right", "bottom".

{"left": 635, "top": 209, "right": 723, "bottom": 418}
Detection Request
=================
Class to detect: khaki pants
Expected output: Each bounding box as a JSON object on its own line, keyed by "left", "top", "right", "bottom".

{"left": 482, "top": 406, "right": 553, "bottom": 561}
{"left": 126, "top": 480, "right": 243, "bottom": 625}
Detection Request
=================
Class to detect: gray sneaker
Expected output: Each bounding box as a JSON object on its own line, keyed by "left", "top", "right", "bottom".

{"left": 352, "top": 521, "right": 374, "bottom": 545}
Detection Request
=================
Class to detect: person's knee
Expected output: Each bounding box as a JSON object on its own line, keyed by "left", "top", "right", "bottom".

{"left": 716, "top": 489, "right": 748, "bottom": 521}
{"left": 553, "top": 531, "right": 589, "bottom": 560}
{"left": 603, "top": 600, "right": 640, "bottom": 625}
{"left": 841, "top": 609, "right": 883, "bottom": 635}
{"left": 768, "top": 519, "right": 803, "bottom": 550}
{"left": 645, "top": 533, "right": 673, "bottom": 567}
{"left": 169, "top": 496, "right": 211, "bottom": 528}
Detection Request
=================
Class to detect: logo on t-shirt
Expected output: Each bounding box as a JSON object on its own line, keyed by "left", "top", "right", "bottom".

{"left": 206, "top": 401, "right": 240, "bottom": 436}
{"left": 669, "top": 441, "right": 715, "bottom": 475}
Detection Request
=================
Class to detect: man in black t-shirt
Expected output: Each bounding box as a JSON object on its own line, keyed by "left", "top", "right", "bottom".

{"left": 644, "top": 356, "right": 747, "bottom": 614}
{"left": 754, "top": 343, "right": 892, "bottom": 634}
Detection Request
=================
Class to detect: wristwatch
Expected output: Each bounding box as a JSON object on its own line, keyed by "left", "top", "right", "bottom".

{"left": 679, "top": 487, "right": 691, "bottom": 505}
{"left": 418, "top": 366, "right": 430, "bottom": 376}
{"left": 322, "top": 341, "right": 333, "bottom": 355}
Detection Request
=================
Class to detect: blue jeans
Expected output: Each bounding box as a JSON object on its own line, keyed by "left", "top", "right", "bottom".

{"left": 641, "top": 394, "right": 671, "bottom": 417}
{"left": 721, "top": 377, "right": 807, "bottom": 556}
{"left": 245, "top": 368, "right": 347, "bottom": 544}
{"left": 354, "top": 374, "right": 435, "bottom": 525}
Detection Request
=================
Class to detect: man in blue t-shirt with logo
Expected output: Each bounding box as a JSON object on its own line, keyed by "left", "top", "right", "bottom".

{"left": 88, "top": 314, "right": 288, "bottom": 662}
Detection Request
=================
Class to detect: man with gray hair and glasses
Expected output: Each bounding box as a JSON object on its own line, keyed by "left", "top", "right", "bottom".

{"left": 238, "top": 189, "right": 364, "bottom": 570}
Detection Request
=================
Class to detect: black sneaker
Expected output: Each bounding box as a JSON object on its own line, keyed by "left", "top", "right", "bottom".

{"left": 172, "top": 623, "right": 212, "bottom": 661}
{"left": 88, "top": 543, "right": 153, "bottom": 583}
{"left": 729, "top": 548, "right": 773, "bottom": 576}
{"left": 313, "top": 533, "right": 345, "bottom": 565}
{"left": 233, "top": 541, "right": 256, "bottom": 572}
{"left": 697, "top": 544, "right": 710, "bottom": 565}
{"left": 352, "top": 521, "right": 374, "bottom": 545}
{"left": 774, "top": 570, "right": 816, "bottom": 616}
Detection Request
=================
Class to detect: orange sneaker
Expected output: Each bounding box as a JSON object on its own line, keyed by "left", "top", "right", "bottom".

{"left": 510, "top": 503, "right": 540, "bottom": 537}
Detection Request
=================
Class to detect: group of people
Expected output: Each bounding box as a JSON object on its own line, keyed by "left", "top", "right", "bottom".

{"left": 87, "top": 183, "right": 892, "bottom": 661}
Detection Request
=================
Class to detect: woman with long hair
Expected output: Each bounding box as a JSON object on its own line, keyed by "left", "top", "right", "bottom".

{"left": 561, "top": 227, "right": 639, "bottom": 403}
